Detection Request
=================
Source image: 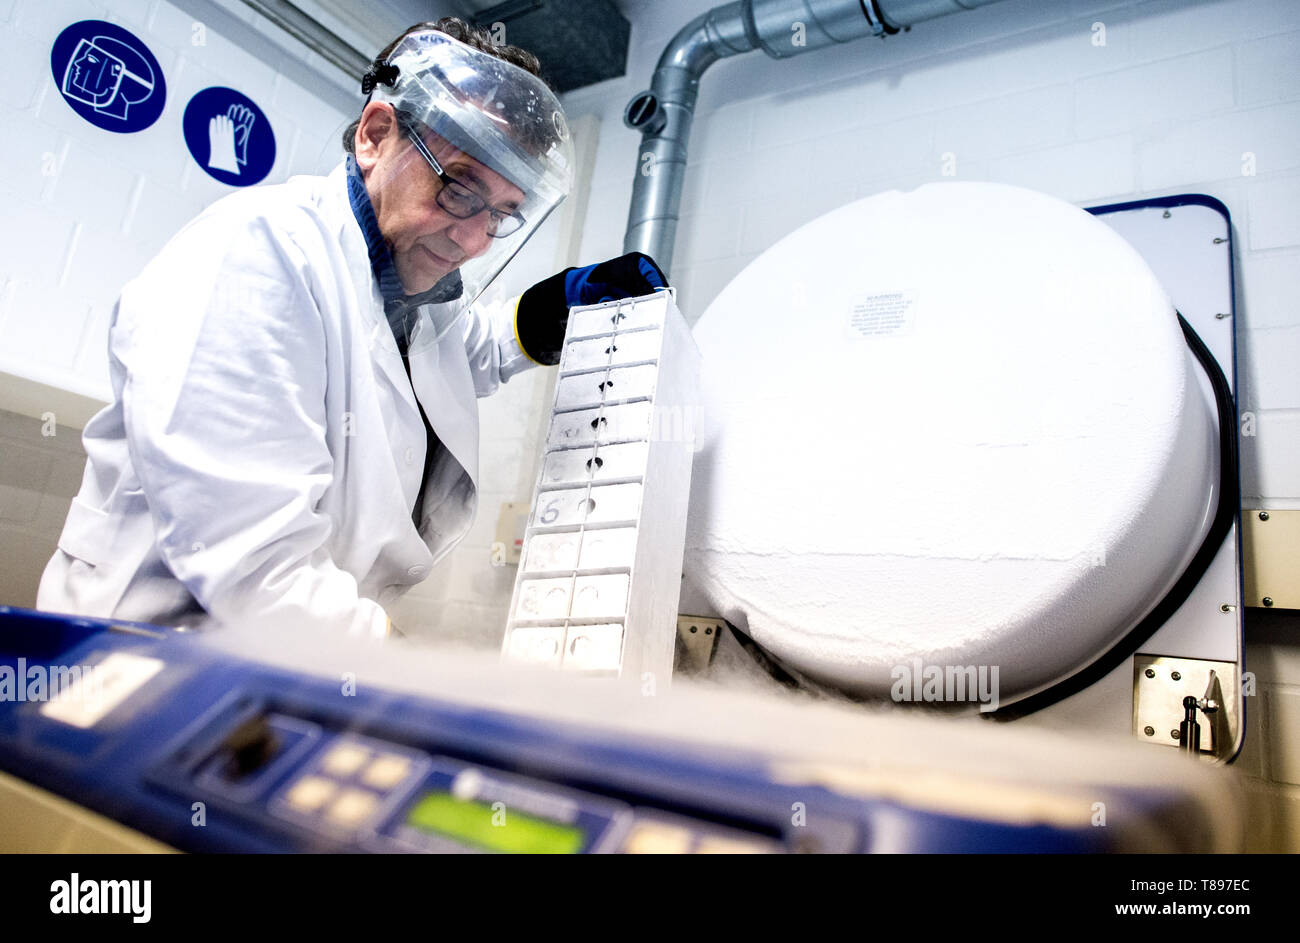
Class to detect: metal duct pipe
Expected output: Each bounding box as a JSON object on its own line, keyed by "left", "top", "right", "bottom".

{"left": 238, "top": 0, "right": 371, "bottom": 79}
{"left": 622, "top": 0, "right": 1008, "bottom": 274}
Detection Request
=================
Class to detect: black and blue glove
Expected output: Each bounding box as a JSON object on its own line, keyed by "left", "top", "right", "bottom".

{"left": 515, "top": 252, "right": 667, "bottom": 365}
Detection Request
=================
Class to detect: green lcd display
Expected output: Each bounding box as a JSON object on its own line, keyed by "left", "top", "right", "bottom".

{"left": 404, "top": 792, "right": 585, "bottom": 854}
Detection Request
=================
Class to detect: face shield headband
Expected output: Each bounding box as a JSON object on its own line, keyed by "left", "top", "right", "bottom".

{"left": 358, "top": 30, "right": 574, "bottom": 355}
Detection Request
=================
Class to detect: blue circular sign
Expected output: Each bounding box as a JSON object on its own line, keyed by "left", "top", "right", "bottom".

{"left": 183, "top": 87, "right": 276, "bottom": 187}
{"left": 50, "top": 20, "right": 166, "bottom": 133}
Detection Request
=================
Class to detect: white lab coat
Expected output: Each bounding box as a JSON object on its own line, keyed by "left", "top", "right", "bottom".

{"left": 36, "top": 162, "right": 539, "bottom": 638}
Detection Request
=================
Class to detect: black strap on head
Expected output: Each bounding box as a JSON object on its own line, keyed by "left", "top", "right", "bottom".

{"left": 361, "top": 62, "right": 400, "bottom": 95}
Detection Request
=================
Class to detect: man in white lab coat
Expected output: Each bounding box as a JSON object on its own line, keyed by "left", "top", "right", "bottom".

{"left": 36, "top": 18, "right": 666, "bottom": 639}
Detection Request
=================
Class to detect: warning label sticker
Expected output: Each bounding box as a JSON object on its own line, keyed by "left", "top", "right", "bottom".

{"left": 849, "top": 291, "right": 916, "bottom": 338}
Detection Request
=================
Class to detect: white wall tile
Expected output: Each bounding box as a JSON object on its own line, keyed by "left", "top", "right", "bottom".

{"left": 675, "top": 208, "right": 743, "bottom": 265}
{"left": 128, "top": 176, "right": 206, "bottom": 244}
{"left": 2, "top": 280, "right": 92, "bottom": 372}
{"left": 36, "top": 82, "right": 191, "bottom": 188}
{"left": 1075, "top": 46, "right": 1234, "bottom": 139}
{"left": 1126, "top": 0, "right": 1300, "bottom": 58}
{"left": 931, "top": 84, "right": 1072, "bottom": 162}
{"left": 0, "top": 20, "right": 59, "bottom": 111}
{"left": 0, "top": 197, "right": 79, "bottom": 288}
{"left": 1239, "top": 251, "right": 1300, "bottom": 331}
{"left": 1248, "top": 175, "right": 1300, "bottom": 250}
{"left": 682, "top": 253, "right": 758, "bottom": 321}
{"left": 45, "top": 148, "right": 137, "bottom": 230}
{"left": 0, "top": 104, "right": 69, "bottom": 203}
{"left": 63, "top": 218, "right": 155, "bottom": 307}
{"left": 577, "top": 181, "right": 634, "bottom": 262}
{"left": 988, "top": 134, "right": 1135, "bottom": 204}
{"left": 1237, "top": 29, "right": 1300, "bottom": 107}
{"left": 737, "top": 183, "right": 852, "bottom": 257}
{"left": 747, "top": 78, "right": 882, "bottom": 154}
{"left": 1137, "top": 103, "right": 1300, "bottom": 192}
{"left": 817, "top": 117, "right": 938, "bottom": 186}
{"left": 1238, "top": 409, "right": 1300, "bottom": 503}
{"left": 1242, "top": 325, "right": 1300, "bottom": 410}
{"left": 690, "top": 101, "right": 754, "bottom": 165}
{"left": 13, "top": 0, "right": 112, "bottom": 44}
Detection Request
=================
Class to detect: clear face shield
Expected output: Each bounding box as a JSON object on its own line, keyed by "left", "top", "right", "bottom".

{"left": 363, "top": 30, "right": 574, "bottom": 355}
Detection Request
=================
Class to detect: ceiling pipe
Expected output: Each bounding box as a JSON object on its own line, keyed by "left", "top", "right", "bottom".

{"left": 622, "top": 0, "right": 1009, "bottom": 275}
{"left": 238, "top": 0, "right": 371, "bottom": 79}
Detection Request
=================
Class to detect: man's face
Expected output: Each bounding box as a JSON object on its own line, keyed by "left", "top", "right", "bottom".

{"left": 355, "top": 103, "right": 526, "bottom": 295}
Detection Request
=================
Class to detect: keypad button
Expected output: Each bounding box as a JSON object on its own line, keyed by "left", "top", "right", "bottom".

{"left": 622, "top": 822, "right": 693, "bottom": 854}
{"left": 326, "top": 788, "right": 380, "bottom": 828}
{"left": 321, "top": 743, "right": 369, "bottom": 777}
{"left": 362, "top": 754, "right": 412, "bottom": 790}
{"left": 285, "top": 775, "right": 336, "bottom": 813}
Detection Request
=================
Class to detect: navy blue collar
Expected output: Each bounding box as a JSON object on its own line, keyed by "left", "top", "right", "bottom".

{"left": 345, "top": 154, "right": 407, "bottom": 306}
{"left": 345, "top": 155, "right": 464, "bottom": 315}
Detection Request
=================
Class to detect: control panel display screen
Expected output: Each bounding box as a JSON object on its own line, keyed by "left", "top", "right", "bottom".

{"left": 405, "top": 792, "right": 584, "bottom": 854}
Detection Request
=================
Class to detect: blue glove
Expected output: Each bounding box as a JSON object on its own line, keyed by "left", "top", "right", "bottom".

{"left": 563, "top": 252, "right": 666, "bottom": 306}
{"left": 516, "top": 252, "right": 667, "bottom": 364}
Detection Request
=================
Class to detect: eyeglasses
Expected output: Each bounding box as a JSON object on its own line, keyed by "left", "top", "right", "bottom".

{"left": 405, "top": 129, "right": 526, "bottom": 238}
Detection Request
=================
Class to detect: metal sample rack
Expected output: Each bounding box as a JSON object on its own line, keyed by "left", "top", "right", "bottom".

{"left": 501, "top": 290, "right": 700, "bottom": 683}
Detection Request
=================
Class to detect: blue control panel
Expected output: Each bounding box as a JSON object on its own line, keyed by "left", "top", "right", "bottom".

{"left": 0, "top": 606, "right": 1135, "bottom": 853}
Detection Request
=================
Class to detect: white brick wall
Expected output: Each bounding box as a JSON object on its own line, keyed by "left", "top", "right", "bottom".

{"left": 0, "top": 0, "right": 356, "bottom": 398}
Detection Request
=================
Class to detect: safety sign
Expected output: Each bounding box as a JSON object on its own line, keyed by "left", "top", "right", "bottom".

{"left": 49, "top": 20, "right": 166, "bottom": 133}
{"left": 183, "top": 87, "right": 276, "bottom": 186}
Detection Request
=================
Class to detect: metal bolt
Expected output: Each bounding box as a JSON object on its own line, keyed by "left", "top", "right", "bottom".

{"left": 689, "top": 625, "right": 698, "bottom": 634}
{"left": 1162, "top": 209, "right": 1171, "bottom": 218}
{"left": 1213, "top": 236, "right": 1226, "bottom": 244}
{"left": 1215, "top": 312, "right": 1229, "bottom": 319}
{"left": 1145, "top": 668, "right": 1156, "bottom": 679}
{"left": 1259, "top": 511, "right": 1269, "bottom": 521}
{"left": 1143, "top": 726, "right": 1155, "bottom": 737}
{"left": 704, "top": 626, "right": 713, "bottom": 635}
{"left": 1170, "top": 729, "right": 1181, "bottom": 740}
{"left": 1171, "top": 671, "right": 1182, "bottom": 681}
{"left": 1221, "top": 604, "right": 1234, "bottom": 613}
{"left": 1263, "top": 597, "right": 1274, "bottom": 607}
